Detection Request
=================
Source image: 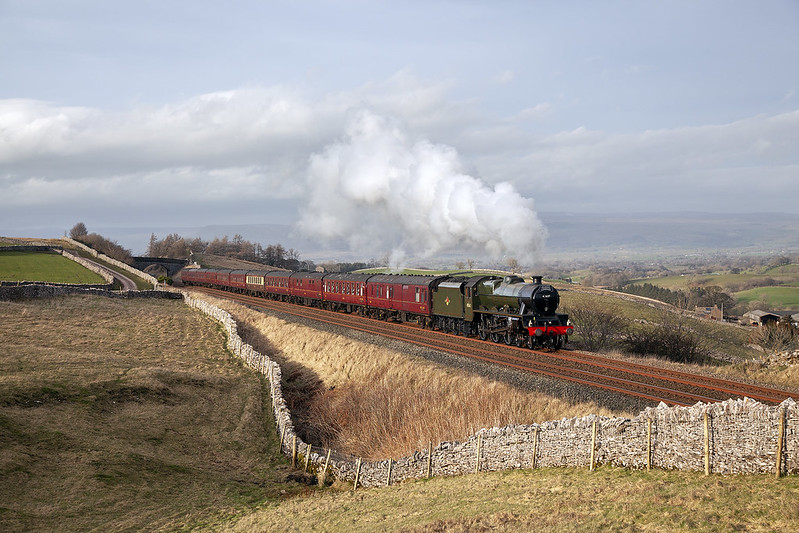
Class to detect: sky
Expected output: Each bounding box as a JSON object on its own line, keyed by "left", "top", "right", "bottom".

{"left": 1, "top": 1, "right": 798, "bottom": 261}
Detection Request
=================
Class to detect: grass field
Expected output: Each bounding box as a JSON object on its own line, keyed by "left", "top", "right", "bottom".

{"left": 3, "top": 295, "right": 799, "bottom": 531}
{"left": 227, "top": 467, "right": 799, "bottom": 532}
{"left": 735, "top": 286, "right": 799, "bottom": 308}
{"left": 0, "top": 296, "right": 306, "bottom": 532}
{"left": 625, "top": 262, "right": 799, "bottom": 312}
{"left": 0, "top": 250, "right": 107, "bottom": 284}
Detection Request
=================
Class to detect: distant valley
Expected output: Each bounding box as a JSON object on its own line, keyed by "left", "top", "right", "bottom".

{"left": 74, "top": 211, "right": 799, "bottom": 263}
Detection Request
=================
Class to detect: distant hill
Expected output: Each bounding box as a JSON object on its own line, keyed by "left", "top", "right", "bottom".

{"left": 85, "top": 212, "right": 799, "bottom": 263}
{"left": 538, "top": 212, "right": 799, "bottom": 258}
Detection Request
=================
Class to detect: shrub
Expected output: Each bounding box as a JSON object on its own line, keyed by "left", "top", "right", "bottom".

{"left": 749, "top": 321, "right": 797, "bottom": 353}
{"left": 563, "top": 301, "right": 626, "bottom": 352}
{"left": 623, "top": 314, "right": 709, "bottom": 364}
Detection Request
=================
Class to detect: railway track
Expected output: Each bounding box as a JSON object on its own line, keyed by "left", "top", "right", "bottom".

{"left": 190, "top": 287, "right": 799, "bottom": 407}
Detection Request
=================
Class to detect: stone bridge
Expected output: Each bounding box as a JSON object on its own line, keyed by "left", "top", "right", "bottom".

{"left": 131, "top": 257, "right": 188, "bottom": 278}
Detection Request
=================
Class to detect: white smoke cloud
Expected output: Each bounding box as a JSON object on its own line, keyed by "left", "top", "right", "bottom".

{"left": 296, "top": 110, "right": 547, "bottom": 267}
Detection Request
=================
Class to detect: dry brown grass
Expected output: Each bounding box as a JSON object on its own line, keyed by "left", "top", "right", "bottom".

{"left": 194, "top": 292, "right": 621, "bottom": 460}
{"left": 225, "top": 466, "right": 799, "bottom": 533}
{"left": 0, "top": 295, "right": 305, "bottom": 532}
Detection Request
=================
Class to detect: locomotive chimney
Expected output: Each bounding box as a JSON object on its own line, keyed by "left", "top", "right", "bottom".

{"left": 532, "top": 276, "right": 542, "bottom": 285}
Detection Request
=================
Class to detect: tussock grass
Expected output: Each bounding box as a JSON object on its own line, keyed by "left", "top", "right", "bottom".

{"left": 197, "top": 293, "right": 620, "bottom": 460}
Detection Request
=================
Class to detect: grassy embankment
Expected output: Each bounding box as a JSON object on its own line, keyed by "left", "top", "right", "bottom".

{"left": 559, "top": 286, "right": 799, "bottom": 392}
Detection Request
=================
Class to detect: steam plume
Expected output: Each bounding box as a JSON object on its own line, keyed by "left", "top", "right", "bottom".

{"left": 296, "top": 110, "right": 547, "bottom": 266}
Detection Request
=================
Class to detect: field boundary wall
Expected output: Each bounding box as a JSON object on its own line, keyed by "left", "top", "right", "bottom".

{"left": 61, "top": 237, "right": 159, "bottom": 287}
{"left": 0, "top": 284, "right": 182, "bottom": 300}
{"left": 0, "top": 242, "right": 165, "bottom": 299}
{"left": 182, "top": 292, "right": 799, "bottom": 488}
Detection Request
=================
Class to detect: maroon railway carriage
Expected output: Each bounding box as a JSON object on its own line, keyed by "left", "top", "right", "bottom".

{"left": 180, "top": 267, "right": 207, "bottom": 286}
{"left": 366, "top": 274, "right": 437, "bottom": 323}
{"left": 228, "top": 270, "right": 248, "bottom": 292}
{"left": 290, "top": 272, "right": 326, "bottom": 304}
{"left": 209, "top": 268, "right": 230, "bottom": 288}
{"left": 263, "top": 270, "right": 293, "bottom": 300}
{"left": 322, "top": 273, "right": 371, "bottom": 311}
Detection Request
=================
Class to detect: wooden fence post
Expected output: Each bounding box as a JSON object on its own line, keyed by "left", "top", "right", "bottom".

{"left": 590, "top": 420, "right": 597, "bottom": 471}
{"left": 475, "top": 434, "right": 482, "bottom": 474}
{"left": 353, "top": 458, "right": 362, "bottom": 491}
{"left": 776, "top": 407, "right": 785, "bottom": 479}
{"left": 386, "top": 458, "right": 393, "bottom": 486}
{"left": 532, "top": 427, "right": 539, "bottom": 469}
{"left": 304, "top": 443, "right": 312, "bottom": 472}
{"left": 704, "top": 412, "right": 711, "bottom": 476}
{"left": 319, "top": 448, "right": 331, "bottom": 486}
{"left": 426, "top": 441, "right": 433, "bottom": 479}
{"left": 292, "top": 435, "right": 297, "bottom": 468}
{"left": 647, "top": 418, "right": 652, "bottom": 472}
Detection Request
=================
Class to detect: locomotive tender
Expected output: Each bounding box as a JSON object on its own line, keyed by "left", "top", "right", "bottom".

{"left": 181, "top": 268, "right": 572, "bottom": 349}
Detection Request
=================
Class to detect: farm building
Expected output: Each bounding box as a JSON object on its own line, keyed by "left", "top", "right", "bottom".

{"left": 741, "top": 310, "right": 781, "bottom": 326}
{"left": 695, "top": 305, "right": 723, "bottom": 321}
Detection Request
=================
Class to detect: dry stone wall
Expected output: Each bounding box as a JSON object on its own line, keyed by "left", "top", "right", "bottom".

{"left": 0, "top": 284, "right": 181, "bottom": 300}
{"left": 61, "top": 237, "right": 159, "bottom": 287}
{"left": 182, "top": 291, "right": 799, "bottom": 488}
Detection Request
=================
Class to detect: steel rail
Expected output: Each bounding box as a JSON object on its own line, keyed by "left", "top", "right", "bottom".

{"left": 190, "top": 287, "right": 795, "bottom": 407}
{"left": 192, "top": 288, "right": 698, "bottom": 406}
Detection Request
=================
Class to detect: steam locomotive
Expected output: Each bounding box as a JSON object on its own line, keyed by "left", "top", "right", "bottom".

{"left": 181, "top": 268, "right": 572, "bottom": 349}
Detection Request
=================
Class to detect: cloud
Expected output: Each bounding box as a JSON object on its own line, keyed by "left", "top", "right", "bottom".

{"left": 471, "top": 111, "right": 799, "bottom": 213}
{"left": 1, "top": 75, "right": 797, "bottom": 249}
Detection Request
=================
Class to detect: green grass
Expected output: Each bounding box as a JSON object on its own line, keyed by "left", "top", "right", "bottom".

{"left": 628, "top": 272, "right": 761, "bottom": 291}
{"left": 0, "top": 251, "right": 106, "bottom": 284}
{"left": 625, "top": 264, "right": 799, "bottom": 311}
{"left": 735, "top": 286, "right": 799, "bottom": 308}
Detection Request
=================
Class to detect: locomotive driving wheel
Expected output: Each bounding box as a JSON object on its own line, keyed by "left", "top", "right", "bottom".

{"left": 478, "top": 321, "right": 488, "bottom": 341}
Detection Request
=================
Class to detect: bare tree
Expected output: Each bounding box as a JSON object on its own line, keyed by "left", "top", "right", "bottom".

{"left": 69, "top": 222, "right": 88, "bottom": 239}
{"left": 506, "top": 257, "right": 520, "bottom": 274}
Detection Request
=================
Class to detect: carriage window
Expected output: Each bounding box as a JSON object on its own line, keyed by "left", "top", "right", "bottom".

{"left": 415, "top": 288, "right": 420, "bottom": 302}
